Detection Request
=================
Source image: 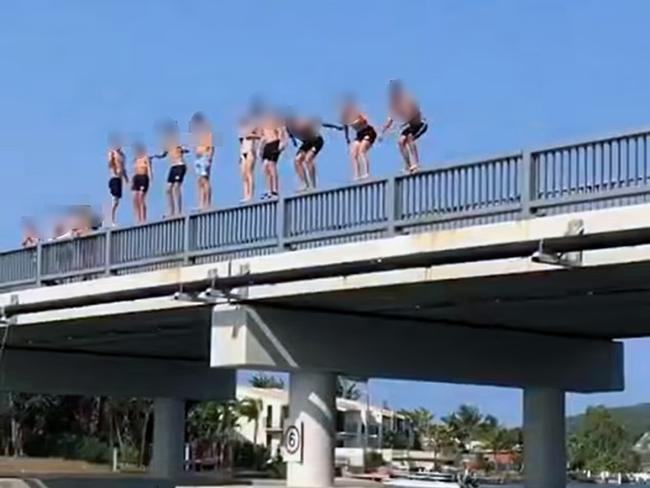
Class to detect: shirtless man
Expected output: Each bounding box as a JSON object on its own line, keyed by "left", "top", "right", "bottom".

{"left": 132, "top": 142, "right": 153, "bottom": 224}
{"left": 107, "top": 135, "right": 128, "bottom": 225}
{"left": 341, "top": 98, "right": 377, "bottom": 180}
{"left": 285, "top": 114, "right": 343, "bottom": 191}
{"left": 259, "top": 112, "right": 288, "bottom": 198}
{"left": 155, "top": 121, "right": 189, "bottom": 217}
{"left": 238, "top": 116, "right": 260, "bottom": 202}
{"left": 380, "top": 80, "right": 428, "bottom": 173}
{"left": 190, "top": 112, "right": 214, "bottom": 211}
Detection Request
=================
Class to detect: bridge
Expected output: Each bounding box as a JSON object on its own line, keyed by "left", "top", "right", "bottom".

{"left": 3, "top": 127, "right": 650, "bottom": 488}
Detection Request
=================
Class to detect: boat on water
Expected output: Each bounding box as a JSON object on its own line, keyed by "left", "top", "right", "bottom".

{"left": 383, "top": 471, "right": 479, "bottom": 488}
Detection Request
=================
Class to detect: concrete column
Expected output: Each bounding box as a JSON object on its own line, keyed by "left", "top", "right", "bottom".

{"left": 151, "top": 398, "right": 185, "bottom": 478}
{"left": 287, "top": 372, "right": 336, "bottom": 488}
{"left": 523, "top": 388, "right": 566, "bottom": 488}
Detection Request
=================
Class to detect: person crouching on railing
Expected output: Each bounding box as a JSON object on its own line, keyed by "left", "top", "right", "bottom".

{"left": 379, "top": 79, "right": 428, "bottom": 174}
{"left": 340, "top": 96, "right": 377, "bottom": 181}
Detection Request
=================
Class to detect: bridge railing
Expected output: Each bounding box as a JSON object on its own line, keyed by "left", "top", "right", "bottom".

{"left": 5, "top": 127, "right": 650, "bottom": 290}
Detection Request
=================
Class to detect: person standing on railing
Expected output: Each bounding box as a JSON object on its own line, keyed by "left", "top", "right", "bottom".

{"left": 107, "top": 134, "right": 129, "bottom": 226}
{"left": 154, "top": 121, "right": 190, "bottom": 217}
{"left": 285, "top": 113, "right": 343, "bottom": 192}
{"left": 340, "top": 97, "right": 377, "bottom": 180}
{"left": 239, "top": 115, "right": 260, "bottom": 203}
{"left": 132, "top": 142, "right": 153, "bottom": 224}
{"left": 379, "top": 80, "right": 427, "bottom": 174}
{"left": 190, "top": 112, "right": 214, "bottom": 211}
{"left": 259, "top": 110, "right": 288, "bottom": 199}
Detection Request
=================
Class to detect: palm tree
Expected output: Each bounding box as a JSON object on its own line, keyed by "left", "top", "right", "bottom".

{"left": 250, "top": 373, "right": 285, "bottom": 389}
{"left": 399, "top": 407, "right": 434, "bottom": 450}
{"left": 337, "top": 377, "right": 362, "bottom": 401}
{"left": 442, "top": 404, "right": 484, "bottom": 452}
{"left": 238, "top": 397, "right": 263, "bottom": 445}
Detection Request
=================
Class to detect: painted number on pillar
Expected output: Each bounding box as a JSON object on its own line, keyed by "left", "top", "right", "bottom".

{"left": 283, "top": 423, "right": 304, "bottom": 463}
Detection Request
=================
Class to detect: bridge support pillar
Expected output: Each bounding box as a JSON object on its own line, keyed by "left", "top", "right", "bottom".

{"left": 287, "top": 371, "right": 336, "bottom": 488}
{"left": 523, "top": 387, "right": 566, "bottom": 488}
{"left": 151, "top": 397, "right": 185, "bottom": 478}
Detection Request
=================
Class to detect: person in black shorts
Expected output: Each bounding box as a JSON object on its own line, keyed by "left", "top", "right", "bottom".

{"left": 154, "top": 121, "right": 189, "bottom": 216}
{"left": 380, "top": 79, "right": 428, "bottom": 173}
{"left": 259, "top": 111, "right": 288, "bottom": 198}
{"left": 341, "top": 98, "right": 376, "bottom": 180}
{"left": 132, "top": 142, "right": 153, "bottom": 224}
{"left": 286, "top": 113, "right": 343, "bottom": 191}
{"left": 107, "top": 134, "right": 128, "bottom": 226}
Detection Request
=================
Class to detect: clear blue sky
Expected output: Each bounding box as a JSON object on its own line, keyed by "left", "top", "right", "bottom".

{"left": 2, "top": 0, "right": 650, "bottom": 425}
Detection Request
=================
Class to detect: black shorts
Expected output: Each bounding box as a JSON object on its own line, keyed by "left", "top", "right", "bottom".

{"left": 132, "top": 174, "right": 150, "bottom": 193}
{"left": 262, "top": 140, "right": 282, "bottom": 162}
{"left": 355, "top": 125, "right": 377, "bottom": 144}
{"left": 401, "top": 119, "right": 428, "bottom": 140}
{"left": 167, "top": 164, "right": 187, "bottom": 184}
{"left": 108, "top": 177, "right": 122, "bottom": 199}
{"left": 298, "top": 135, "right": 324, "bottom": 155}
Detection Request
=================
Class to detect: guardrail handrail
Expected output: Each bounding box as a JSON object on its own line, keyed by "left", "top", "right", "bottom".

{"left": 4, "top": 127, "right": 650, "bottom": 291}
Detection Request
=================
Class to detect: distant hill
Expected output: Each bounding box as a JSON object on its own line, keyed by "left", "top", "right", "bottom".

{"left": 567, "top": 403, "right": 650, "bottom": 441}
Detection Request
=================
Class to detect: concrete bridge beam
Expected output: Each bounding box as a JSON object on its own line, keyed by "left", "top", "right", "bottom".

{"left": 211, "top": 304, "right": 623, "bottom": 392}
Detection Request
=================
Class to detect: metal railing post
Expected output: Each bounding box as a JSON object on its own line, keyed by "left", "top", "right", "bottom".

{"left": 104, "top": 229, "right": 112, "bottom": 276}
{"left": 386, "top": 177, "right": 398, "bottom": 236}
{"left": 35, "top": 243, "right": 42, "bottom": 286}
{"left": 277, "top": 198, "right": 286, "bottom": 251}
{"left": 183, "top": 215, "right": 192, "bottom": 264}
{"left": 520, "top": 151, "right": 533, "bottom": 218}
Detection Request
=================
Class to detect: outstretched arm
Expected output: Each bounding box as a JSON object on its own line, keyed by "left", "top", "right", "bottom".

{"left": 322, "top": 122, "right": 345, "bottom": 131}
{"left": 380, "top": 116, "right": 394, "bottom": 137}
{"left": 343, "top": 125, "right": 351, "bottom": 144}
{"left": 152, "top": 150, "right": 168, "bottom": 160}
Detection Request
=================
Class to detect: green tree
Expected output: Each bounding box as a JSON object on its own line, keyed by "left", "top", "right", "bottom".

{"left": 399, "top": 407, "right": 434, "bottom": 450}
{"left": 569, "top": 406, "right": 640, "bottom": 473}
{"left": 238, "top": 397, "right": 263, "bottom": 445}
{"left": 442, "top": 405, "right": 484, "bottom": 452}
{"left": 188, "top": 400, "right": 240, "bottom": 469}
{"left": 249, "top": 373, "right": 285, "bottom": 389}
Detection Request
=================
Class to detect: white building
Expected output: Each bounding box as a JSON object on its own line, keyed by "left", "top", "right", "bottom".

{"left": 236, "top": 386, "right": 414, "bottom": 463}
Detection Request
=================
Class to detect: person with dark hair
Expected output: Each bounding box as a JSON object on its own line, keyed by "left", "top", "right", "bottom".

{"left": 154, "top": 121, "right": 189, "bottom": 217}
{"left": 340, "top": 98, "right": 377, "bottom": 180}
{"left": 380, "top": 79, "right": 428, "bottom": 173}
{"left": 190, "top": 112, "right": 214, "bottom": 210}
{"left": 132, "top": 142, "right": 153, "bottom": 224}
{"left": 107, "top": 134, "right": 128, "bottom": 225}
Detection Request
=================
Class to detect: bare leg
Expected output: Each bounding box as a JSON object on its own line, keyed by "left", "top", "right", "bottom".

{"left": 349, "top": 142, "right": 360, "bottom": 180}
{"left": 270, "top": 162, "right": 279, "bottom": 195}
{"left": 263, "top": 161, "right": 273, "bottom": 196}
{"left": 197, "top": 179, "right": 204, "bottom": 210}
{"left": 247, "top": 155, "right": 255, "bottom": 200}
{"left": 294, "top": 152, "right": 307, "bottom": 191}
{"left": 111, "top": 198, "right": 119, "bottom": 225}
{"left": 166, "top": 184, "right": 175, "bottom": 217}
{"left": 304, "top": 150, "right": 317, "bottom": 189}
{"left": 175, "top": 184, "right": 183, "bottom": 215}
{"left": 142, "top": 192, "right": 148, "bottom": 222}
{"left": 398, "top": 135, "right": 411, "bottom": 172}
{"left": 132, "top": 193, "right": 139, "bottom": 224}
{"left": 205, "top": 179, "right": 212, "bottom": 208}
{"left": 358, "top": 140, "right": 372, "bottom": 179}
{"left": 408, "top": 136, "right": 420, "bottom": 171}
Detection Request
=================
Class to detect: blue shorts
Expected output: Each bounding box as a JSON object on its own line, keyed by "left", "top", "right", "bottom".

{"left": 195, "top": 155, "right": 211, "bottom": 178}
